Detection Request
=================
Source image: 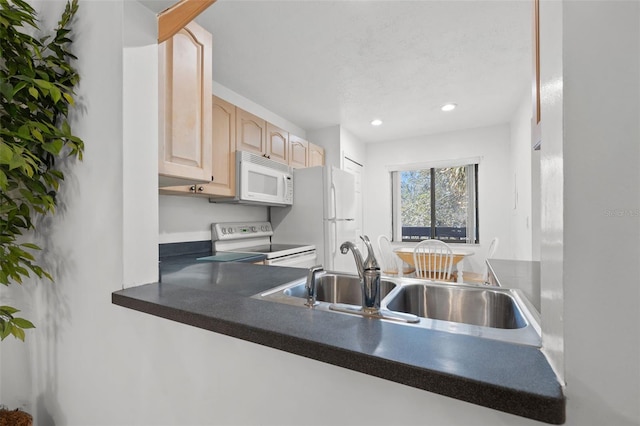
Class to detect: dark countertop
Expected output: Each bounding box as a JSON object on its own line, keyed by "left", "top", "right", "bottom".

{"left": 112, "top": 260, "right": 564, "bottom": 424}
{"left": 488, "top": 259, "right": 541, "bottom": 313}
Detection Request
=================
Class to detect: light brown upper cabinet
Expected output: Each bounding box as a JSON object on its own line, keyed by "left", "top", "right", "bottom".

{"left": 160, "top": 96, "right": 237, "bottom": 198}
{"left": 236, "top": 107, "right": 290, "bottom": 165}
{"left": 236, "top": 107, "right": 267, "bottom": 156}
{"left": 289, "top": 135, "right": 309, "bottom": 168}
{"left": 308, "top": 142, "right": 325, "bottom": 167}
{"left": 208, "top": 96, "right": 236, "bottom": 197}
{"left": 266, "top": 123, "right": 289, "bottom": 165}
{"left": 158, "top": 21, "right": 213, "bottom": 187}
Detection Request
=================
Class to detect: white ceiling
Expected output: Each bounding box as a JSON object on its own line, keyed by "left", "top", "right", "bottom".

{"left": 140, "top": 0, "right": 532, "bottom": 143}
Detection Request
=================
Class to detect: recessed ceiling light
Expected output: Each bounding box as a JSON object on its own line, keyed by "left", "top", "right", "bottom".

{"left": 371, "top": 119, "right": 383, "bottom": 126}
{"left": 441, "top": 103, "right": 457, "bottom": 112}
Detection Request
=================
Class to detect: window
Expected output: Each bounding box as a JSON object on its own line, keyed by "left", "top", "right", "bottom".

{"left": 392, "top": 163, "right": 478, "bottom": 244}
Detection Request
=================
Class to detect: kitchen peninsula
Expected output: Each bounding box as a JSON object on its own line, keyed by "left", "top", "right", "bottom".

{"left": 112, "top": 260, "right": 565, "bottom": 424}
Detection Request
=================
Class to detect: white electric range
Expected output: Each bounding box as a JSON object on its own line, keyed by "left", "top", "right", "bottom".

{"left": 211, "top": 221, "right": 317, "bottom": 268}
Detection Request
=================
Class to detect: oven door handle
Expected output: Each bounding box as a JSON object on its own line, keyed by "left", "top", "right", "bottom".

{"left": 266, "top": 250, "right": 317, "bottom": 267}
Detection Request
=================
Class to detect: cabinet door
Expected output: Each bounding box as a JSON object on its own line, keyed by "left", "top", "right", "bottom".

{"left": 236, "top": 107, "right": 266, "bottom": 155}
{"left": 308, "top": 142, "right": 325, "bottom": 167}
{"left": 266, "top": 123, "right": 289, "bottom": 165}
{"left": 158, "top": 22, "right": 212, "bottom": 186}
{"left": 204, "top": 96, "right": 236, "bottom": 197}
{"left": 289, "top": 135, "right": 308, "bottom": 168}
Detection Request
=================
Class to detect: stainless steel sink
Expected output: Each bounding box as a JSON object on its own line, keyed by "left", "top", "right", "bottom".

{"left": 255, "top": 273, "right": 396, "bottom": 308}
{"left": 254, "top": 273, "right": 541, "bottom": 347}
{"left": 281, "top": 273, "right": 397, "bottom": 305}
{"left": 384, "top": 284, "right": 527, "bottom": 329}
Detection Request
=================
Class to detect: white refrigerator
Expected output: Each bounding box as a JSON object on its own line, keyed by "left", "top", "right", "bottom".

{"left": 270, "top": 166, "right": 359, "bottom": 274}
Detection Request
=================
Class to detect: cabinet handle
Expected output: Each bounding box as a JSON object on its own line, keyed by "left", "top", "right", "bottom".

{"left": 197, "top": 186, "right": 204, "bottom": 192}
{"left": 189, "top": 185, "right": 196, "bottom": 192}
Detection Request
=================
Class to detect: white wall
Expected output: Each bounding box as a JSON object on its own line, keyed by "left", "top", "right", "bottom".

{"left": 306, "top": 124, "right": 367, "bottom": 171}
{"left": 307, "top": 124, "right": 342, "bottom": 168}
{"left": 545, "top": 1, "right": 640, "bottom": 424}
{"left": 531, "top": 149, "right": 541, "bottom": 261}
{"left": 159, "top": 195, "right": 267, "bottom": 243}
{"left": 0, "top": 0, "right": 128, "bottom": 418}
{"left": 123, "top": 1, "right": 159, "bottom": 286}
{"left": 508, "top": 92, "right": 534, "bottom": 261}
{"left": 539, "top": 0, "right": 565, "bottom": 383}
{"left": 340, "top": 126, "right": 366, "bottom": 166}
{"left": 363, "top": 124, "right": 514, "bottom": 273}
{"left": 212, "top": 81, "right": 306, "bottom": 138}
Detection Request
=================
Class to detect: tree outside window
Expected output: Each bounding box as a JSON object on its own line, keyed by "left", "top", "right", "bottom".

{"left": 392, "top": 164, "right": 478, "bottom": 244}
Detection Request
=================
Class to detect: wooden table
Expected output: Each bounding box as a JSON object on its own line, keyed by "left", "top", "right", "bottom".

{"left": 394, "top": 247, "right": 474, "bottom": 283}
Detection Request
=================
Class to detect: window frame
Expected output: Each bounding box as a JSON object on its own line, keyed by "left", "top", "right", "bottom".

{"left": 391, "top": 160, "right": 479, "bottom": 244}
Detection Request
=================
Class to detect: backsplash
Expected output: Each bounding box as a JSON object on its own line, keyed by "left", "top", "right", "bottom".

{"left": 159, "top": 240, "right": 212, "bottom": 260}
{"left": 159, "top": 194, "right": 268, "bottom": 243}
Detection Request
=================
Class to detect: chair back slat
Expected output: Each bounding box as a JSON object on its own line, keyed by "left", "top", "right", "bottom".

{"left": 413, "top": 240, "right": 454, "bottom": 281}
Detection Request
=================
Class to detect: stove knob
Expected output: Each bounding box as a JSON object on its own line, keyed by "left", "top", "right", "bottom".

{"left": 228, "top": 228, "right": 233, "bottom": 234}
{"left": 251, "top": 226, "right": 257, "bottom": 232}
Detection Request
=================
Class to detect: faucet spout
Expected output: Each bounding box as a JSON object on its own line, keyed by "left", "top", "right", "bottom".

{"left": 340, "top": 236, "right": 381, "bottom": 313}
{"left": 305, "top": 265, "right": 324, "bottom": 307}
{"left": 340, "top": 241, "right": 365, "bottom": 280}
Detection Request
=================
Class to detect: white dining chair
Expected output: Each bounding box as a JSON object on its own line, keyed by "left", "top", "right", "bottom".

{"left": 413, "top": 239, "right": 454, "bottom": 281}
{"left": 456, "top": 237, "right": 499, "bottom": 284}
{"left": 377, "top": 235, "right": 416, "bottom": 277}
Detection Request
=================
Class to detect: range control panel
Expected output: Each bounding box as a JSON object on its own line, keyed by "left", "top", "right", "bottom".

{"left": 212, "top": 221, "right": 274, "bottom": 241}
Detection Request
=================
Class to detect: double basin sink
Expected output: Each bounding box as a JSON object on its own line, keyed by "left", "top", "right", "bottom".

{"left": 253, "top": 272, "right": 541, "bottom": 346}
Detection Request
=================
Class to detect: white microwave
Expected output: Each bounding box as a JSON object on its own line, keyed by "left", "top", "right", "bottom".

{"left": 213, "top": 151, "right": 293, "bottom": 207}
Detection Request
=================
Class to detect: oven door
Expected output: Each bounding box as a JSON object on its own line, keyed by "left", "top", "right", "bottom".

{"left": 265, "top": 250, "right": 317, "bottom": 268}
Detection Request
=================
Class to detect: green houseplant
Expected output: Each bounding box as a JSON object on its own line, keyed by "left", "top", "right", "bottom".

{"left": 0, "top": 0, "right": 83, "bottom": 341}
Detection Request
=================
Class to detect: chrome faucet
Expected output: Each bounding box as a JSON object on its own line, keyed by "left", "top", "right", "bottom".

{"left": 340, "top": 236, "right": 381, "bottom": 314}
{"left": 305, "top": 265, "right": 325, "bottom": 307}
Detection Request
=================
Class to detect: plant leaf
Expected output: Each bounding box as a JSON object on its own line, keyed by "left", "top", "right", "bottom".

{"left": 10, "top": 325, "right": 26, "bottom": 341}
{"left": 43, "top": 139, "right": 64, "bottom": 155}
{"left": 0, "top": 169, "right": 7, "bottom": 190}
{"left": 0, "top": 142, "right": 12, "bottom": 165}
{"left": 20, "top": 243, "right": 42, "bottom": 250}
{"left": 12, "top": 318, "right": 35, "bottom": 329}
{"left": 33, "top": 79, "right": 53, "bottom": 90}
{"left": 0, "top": 323, "right": 11, "bottom": 341}
{"left": 31, "top": 128, "right": 44, "bottom": 143}
{"left": 62, "top": 92, "right": 74, "bottom": 105}
{"left": 50, "top": 86, "right": 61, "bottom": 103}
{"left": 0, "top": 0, "right": 83, "bottom": 342}
{"left": 0, "top": 306, "right": 19, "bottom": 315}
